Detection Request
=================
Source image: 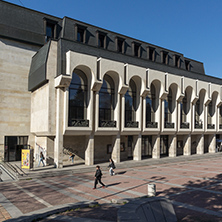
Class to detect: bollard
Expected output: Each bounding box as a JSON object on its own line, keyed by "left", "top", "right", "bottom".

{"left": 148, "top": 183, "right": 156, "bottom": 197}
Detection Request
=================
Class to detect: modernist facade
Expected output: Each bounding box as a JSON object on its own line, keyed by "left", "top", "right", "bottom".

{"left": 1, "top": 1, "right": 222, "bottom": 168}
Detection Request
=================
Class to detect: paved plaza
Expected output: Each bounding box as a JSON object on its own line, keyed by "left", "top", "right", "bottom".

{"left": 1, "top": 153, "right": 222, "bottom": 221}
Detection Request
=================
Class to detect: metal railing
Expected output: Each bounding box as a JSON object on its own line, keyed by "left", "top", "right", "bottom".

{"left": 146, "top": 122, "right": 158, "bottom": 128}
{"left": 180, "top": 122, "right": 189, "bottom": 129}
{"left": 164, "top": 122, "right": 174, "bottom": 128}
{"left": 207, "top": 124, "right": 215, "bottom": 129}
{"left": 99, "top": 120, "right": 116, "bottom": 127}
{"left": 125, "top": 121, "right": 139, "bottom": 128}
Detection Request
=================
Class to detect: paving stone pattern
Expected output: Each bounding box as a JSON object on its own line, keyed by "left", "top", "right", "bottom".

{"left": 1, "top": 154, "right": 222, "bottom": 221}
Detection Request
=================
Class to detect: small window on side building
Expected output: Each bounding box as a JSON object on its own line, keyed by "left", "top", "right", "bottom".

{"left": 46, "top": 23, "right": 54, "bottom": 41}
{"left": 174, "top": 55, "right": 180, "bottom": 68}
{"left": 148, "top": 47, "right": 155, "bottom": 61}
{"left": 44, "top": 18, "right": 57, "bottom": 42}
{"left": 117, "top": 37, "right": 124, "bottom": 53}
{"left": 162, "top": 51, "right": 168, "bottom": 64}
{"left": 77, "top": 27, "right": 85, "bottom": 42}
{"left": 75, "top": 25, "right": 86, "bottom": 43}
{"left": 97, "top": 31, "right": 106, "bottom": 49}
{"left": 185, "top": 60, "right": 190, "bottom": 71}
{"left": 133, "top": 42, "right": 140, "bottom": 57}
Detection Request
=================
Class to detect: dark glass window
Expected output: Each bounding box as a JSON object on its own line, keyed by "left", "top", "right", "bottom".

{"left": 142, "top": 136, "right": 152, "bottom": 157}
{"left": 117, "top": 38, "right": 124, "bottom": 53}
{"left": 99, "top": 75, "right": 114, "bottom": 124}
{"left": 160, "top": 135, "right": 169, "bottom": 156}
{"left": 149, "top": 47, "right": 155, "bottom": 61}
{"left": 134, "top": 43, "right": 140, "bottom": 57}
{"left": 146, "top": 96, "right": 152, "bottom": 123}
{"left": 195, "top": 99, "right": 200, "bottom": 125}
{"left": 125, "top": 80, "right": 136, "bottom": 125}
{"left": 77, "top": 27, "right": 85, "bottom": 42}
{"left": 4, "top": 136, "right": 28, "bottom": 162}
{"left": 175, "top": 55, "right": 180, "bottom": 67}
{"left": 208, "top": 101, "right": 213, "bottom": 124}
{"left": 181, "top": 93, "right": 187, "bottom": 123}
{"left": 46, "top": 23, "right": 55, "bottom": 42}
{"left": 98, "top": 33, "right": 105, "bottom": 48}
{"left": 146, "top": 85, "right": 155, "bottom": 124}
{"left": 68, "top": 70, "right": 87, "bottom": 126}
{"left": 185, "top": 60, "right": 190, "bottom": 70}
{"left": 164, "top": 88, "right": 172, "bottom": 123}
{"left": 219, "top": 105, "right": 222, "bottom": 124}
{"left": 162, "top": 51, "right": 168, "bottom": 64}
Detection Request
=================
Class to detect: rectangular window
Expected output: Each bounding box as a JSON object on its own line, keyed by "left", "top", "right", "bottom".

{"left": 208, "top": 101, "right": 212, "bottom": 123}
{"left": 44, "top": 18, "right": 57, "bottom": 42}
{"left": 149, "top": 47, "right": 155, "bottom": 61}
{"left": 77, "top": 27, "right": 85, "bottom": 42}
{"left": 46, "top": 23, "right": 55, "bottom": 41}
{"left": 162, "top": 51, "right": 168, "bottom": 64}
{"left": 185, "top": 60, "right": 190, "bottom": 71}
{"left": 117, "top": 38, "right": 124, "bottom": 53}
{"left": 98, "top": 34, "right": 105, "bottom": 48}
{"left": 133, "top": 43, "right": 140, "bottom": 57}
{"left": 175, "top": 55, "right": 180, "bottom": 68}
{"left": 97, "top": 31, "right": 106, "bottom": 48}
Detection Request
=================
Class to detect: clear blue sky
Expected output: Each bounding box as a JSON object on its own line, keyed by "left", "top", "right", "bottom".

{"left": 5, "top": 0, "right": 222, "bottom": 79}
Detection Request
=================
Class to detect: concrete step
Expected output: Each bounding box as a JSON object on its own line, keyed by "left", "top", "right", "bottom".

{"left": 0, "top": 163, "right": 18, "bottom": 181}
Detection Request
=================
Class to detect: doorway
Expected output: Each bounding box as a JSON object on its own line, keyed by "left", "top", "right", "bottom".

{"left": 160, "top": 135, "right": 169, "bottom": 157}
{"left": 142, "top": 136, "right": 152, "bottom": 158}
{"left": 4, "top": 136, "right": 28, "bottom": 162}
{"left": 127, "top": 136, "right": 133, "bottom": 159}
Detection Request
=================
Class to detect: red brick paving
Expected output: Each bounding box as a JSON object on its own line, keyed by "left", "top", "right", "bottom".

{"left": 1, "top": 155, "right": 222, "bottom": 221}
{"left": 2, "top": 184, "right": 46, "bottom": 214}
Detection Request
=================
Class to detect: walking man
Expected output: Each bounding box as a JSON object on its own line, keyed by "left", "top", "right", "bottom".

{"left": 93, "top": 165, "right": 105, "bottom": 189}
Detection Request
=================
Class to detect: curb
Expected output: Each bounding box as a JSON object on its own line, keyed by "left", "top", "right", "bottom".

{"left": 5, "top": 201, "right": 99, "bottom": 222}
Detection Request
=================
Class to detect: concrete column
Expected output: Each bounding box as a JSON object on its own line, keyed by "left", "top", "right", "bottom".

{"left": 54, "top": 88, "right": 64, "bottom": 168}
{"left": 112, "top": 133, "right": 120, "bottom": 163}
{"left": 133, "top": 133, "right": 142, "bottom": 161}
{"left": 169, "top": 134, "right": 177, "bottom": 157}
{"left": 196, "top": 134, "right": 204, "bottom": 154}
{"left": 85, "top": 134, "right": 94, "bottom": 166}
{"left": 183, "top": 134, "right": 191, "bottom": 156}
{"left": 209, "top": 134, "right": 216, "bottom": 153}
{"left": 152, "top": 134, "right": 160, "bottom": 159}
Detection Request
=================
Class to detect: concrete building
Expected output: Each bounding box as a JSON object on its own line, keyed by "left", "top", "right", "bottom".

{"left": 1, "top": 1, "right": 222, "bottom": 168}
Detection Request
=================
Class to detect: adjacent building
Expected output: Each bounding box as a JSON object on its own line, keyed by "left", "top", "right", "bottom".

{"left": 1, "top": 0, "right": 222, "bottom": 167}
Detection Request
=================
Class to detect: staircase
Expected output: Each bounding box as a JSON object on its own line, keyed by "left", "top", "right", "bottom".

{"left": 0, "top": 162, "right": 27, "bottom": 182}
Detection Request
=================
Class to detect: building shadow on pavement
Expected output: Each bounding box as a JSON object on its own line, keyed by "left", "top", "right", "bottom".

{"left": 156, "top": 173, "right": 222, "bottom": 222}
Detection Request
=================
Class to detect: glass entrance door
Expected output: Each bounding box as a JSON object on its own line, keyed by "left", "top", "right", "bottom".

{"left": 142, "top": 136, "right": 152, "bottom": 157}
{"left": 4, "top": 136, "right": 28, "bottom": 162}
{"left": 127, "top": 136, "right": 133, "bottom": 158}
{"left": 160, "top": 135, "right": 169, "bottom": 157}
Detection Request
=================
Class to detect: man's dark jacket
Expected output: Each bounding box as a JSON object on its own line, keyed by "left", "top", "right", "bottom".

{"left": 95, "top": 169, "right": 102, "bottom": 178}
